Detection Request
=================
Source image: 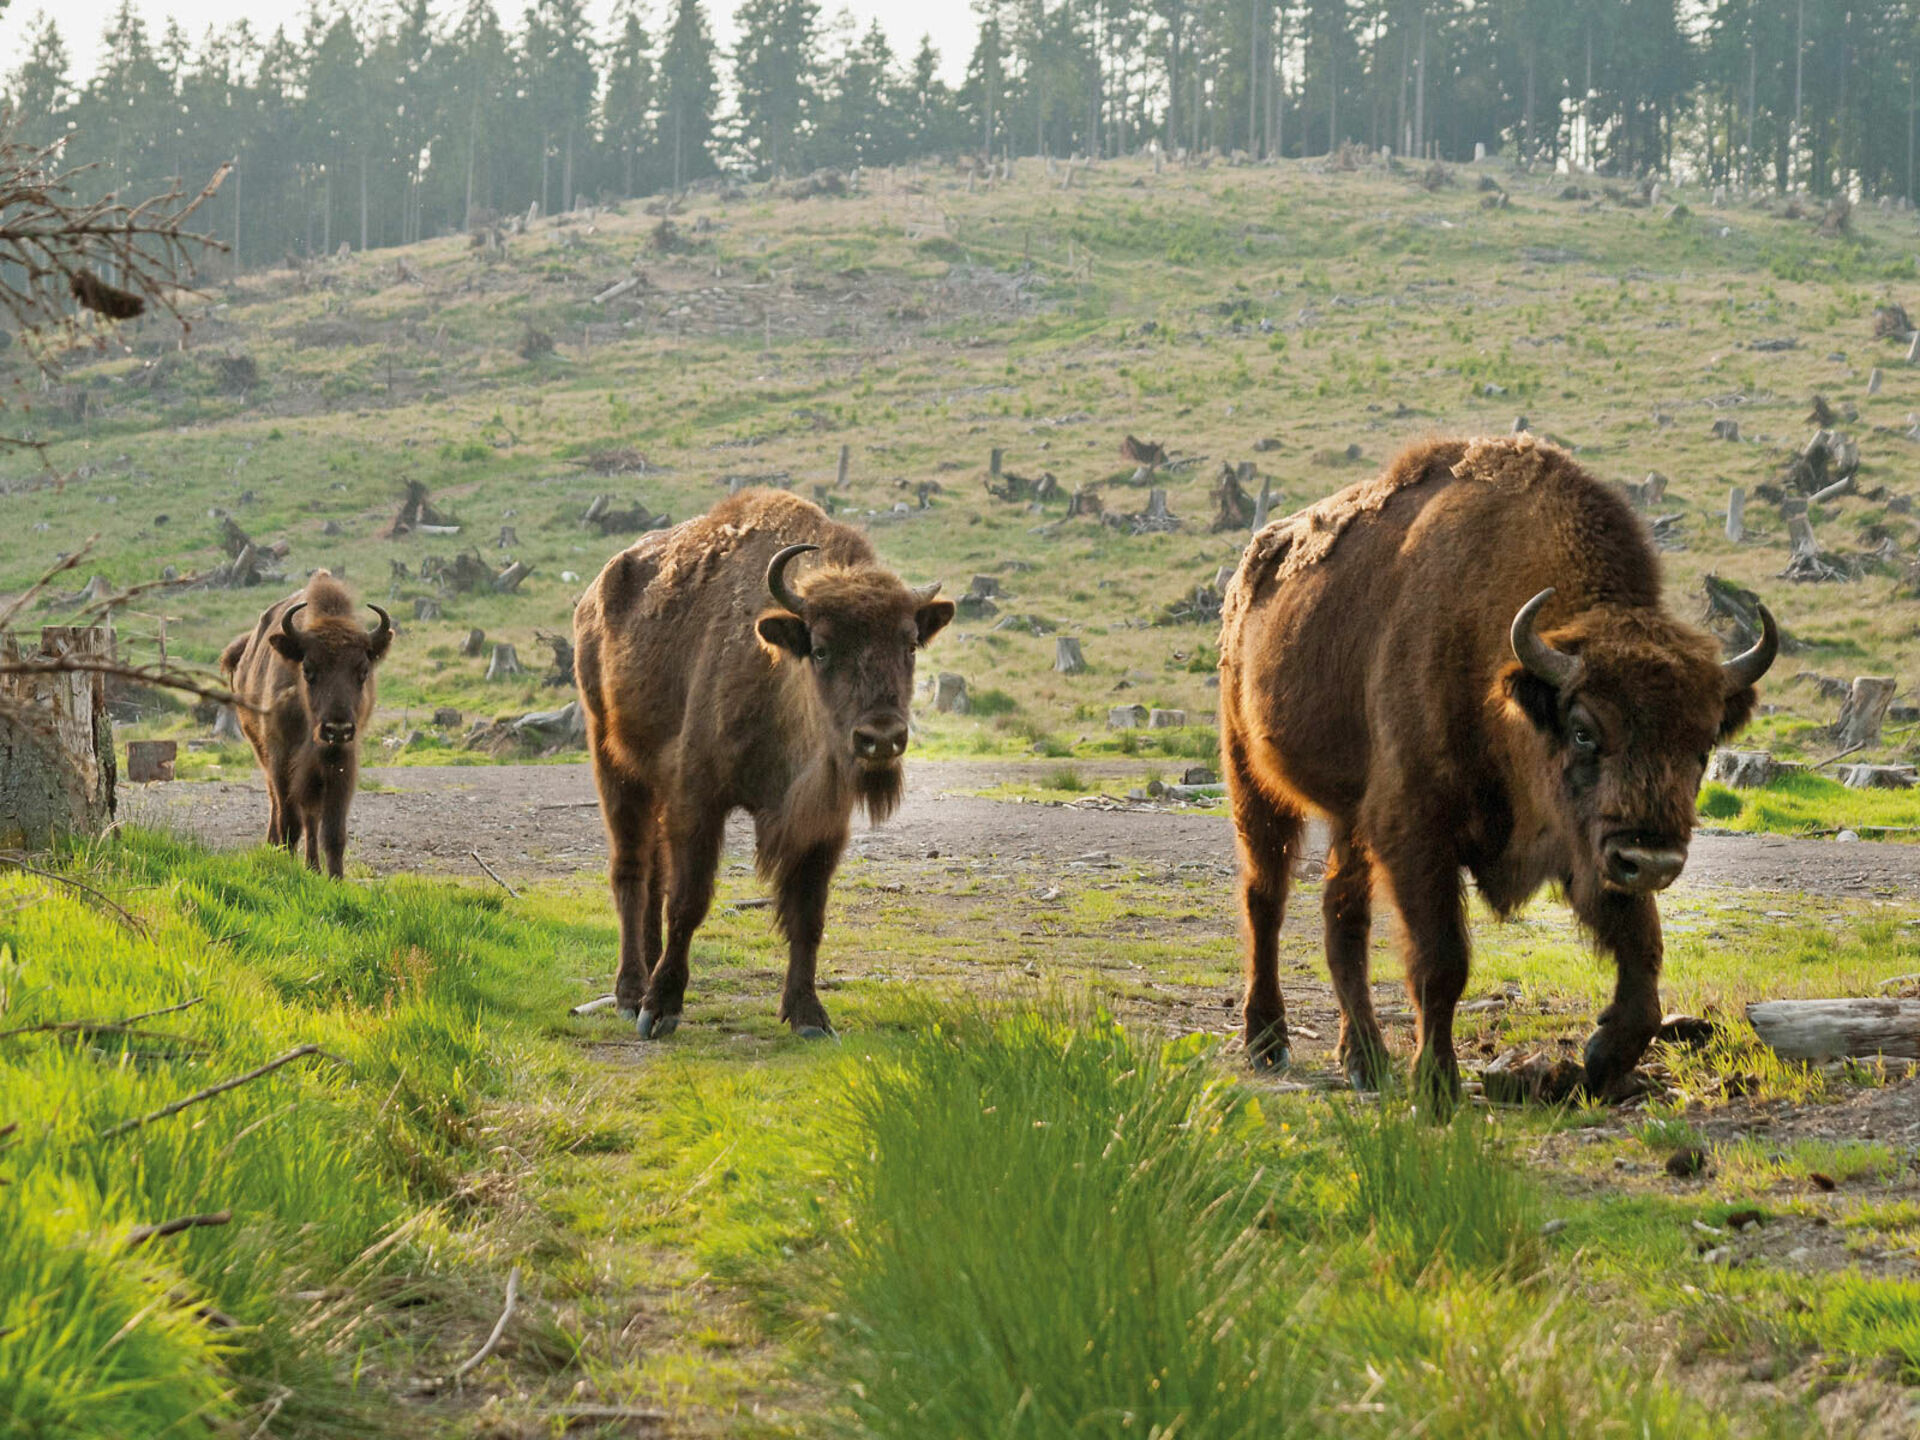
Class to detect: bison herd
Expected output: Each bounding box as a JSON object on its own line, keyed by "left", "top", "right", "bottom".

{"left": 222, "top": 435, "right": 1775, "bottom": 1100}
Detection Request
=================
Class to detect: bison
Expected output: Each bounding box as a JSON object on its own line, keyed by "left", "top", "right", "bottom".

{"left": 1219, "top": 436, "right": 1776, "bottom": 1102}
{"left": 219, "top": 571, "right": 392, "bottom": 878}
{"left": 573, "top": 489, "right": 954, "bottom": 1038}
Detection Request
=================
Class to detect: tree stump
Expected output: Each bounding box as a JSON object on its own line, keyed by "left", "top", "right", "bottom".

{"left": 0, "top": 626, "right": 117, "bottom": 848}
{"left": 934, "top": 673, "right": 970, "bottom": 714}
{"left": 1054, "top": 636, "right": 1087, "bottom": 674}
{"left": 1149, "top": 708, "right": 1188, "bottom": 729}
{"left": 1747, "top": 999, "right": 1920, "bottom": 1062}
{"left": 413, "top": 597, "right": 442, "bottom": 621}
{"left": 1710, "top": 750, "right": 1780, "bottom": 788}
{"left": 486, "top": 643, "right": 525, "bottom": 681}
{"left": 1832, "top": 676, "right": 1899, "bottom": 749}
{"left": 497, "top": 525, "right": 519, "bottom": 549}
{"left": 212, "top": 704, "right": 243, "bottom": 741}
{"left": 836, "top": 444, "right": 851, "bottom": 488}
{"left": 1108, "top": 704, "right": 1148, "bottom": 730}
{"left": 1869, "top": 368, "right": 1884, "bottom": 395}
{"left": 493, "top": 560, "right": 532, "bottom": 593}
{"left": 461, "top": 628, "right": 487, "bottom": 657}
{"left": 1725, "top": 486, "right": 1746, "bottom": 542}
{"left": 1839, "top": 763, "right": 1915, "bottom": 790}
{"left": 968, "top": 575, "right": 1001, "bottom": 599}
{"left": 1711, "top": 417, "right": 1740, "bottom": 440}
{"left": 1251, "top": 475, "right": 1275, "bottom": 532}
{"left": 126, "top": 739, "right": 177, "bottom": 783}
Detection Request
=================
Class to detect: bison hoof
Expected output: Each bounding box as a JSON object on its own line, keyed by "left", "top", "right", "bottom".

{"left": 1344, "top": 1055, "right": 1388, "bottom": 1093}
{"left": 1246, "top": 1037, "right": 1291, "bottom": 1072}
{"left": 795, "top": 1024, "right": 837, "bottom": 1041}
{"left": 636, "top": 1008, "right": 680, "bottom": 1041}
{"left": 616, "top": 1005, "right": 639, "bottom": 1024}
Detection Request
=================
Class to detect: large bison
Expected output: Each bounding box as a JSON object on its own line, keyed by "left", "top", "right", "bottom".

{"left": 1219, "top": 436, "right": 1776, "bottom": 1101}
{"left": 573, "top": 489, "right": 954, "bottom": 1038}
{"left": 220, "top": 571, "right": 392, "bottom": 878}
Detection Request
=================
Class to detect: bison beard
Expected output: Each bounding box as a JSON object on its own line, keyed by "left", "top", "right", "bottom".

{"left": 574, "top": 490, "right": 953, "bottom": 1039}
{"left": 1220, "top": 436, "right": 1776, "bottom": 1106}
{"left": 219, "top": 572, "right": 392, "bottom": 878}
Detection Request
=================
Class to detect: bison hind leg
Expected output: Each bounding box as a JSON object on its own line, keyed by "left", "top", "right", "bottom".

{"left": 1324, "top": 825, "right": 1390, "bottom": 1092}
{"left": 1226, "top": 754, "right": 1303, "bottom": 1071}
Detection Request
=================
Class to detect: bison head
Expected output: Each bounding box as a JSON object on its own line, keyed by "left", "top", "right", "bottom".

{"left": 268, "top": 600, "right": 393, "bottom": 751}
{"left": 756, "top": 543, "right": 954, "bottom": 813}
{"left": 1504, "top": 588, "right": 1775, "bottom": 896}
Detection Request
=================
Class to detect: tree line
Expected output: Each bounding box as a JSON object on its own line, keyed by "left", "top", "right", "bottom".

{"left": 3, "top": 0, "right": 1918, "bottom": 273}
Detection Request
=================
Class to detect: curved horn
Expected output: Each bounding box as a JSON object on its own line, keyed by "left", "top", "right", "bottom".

{"left": 1722, "top": 602, "right": 1779, "bottom": 694}
{"left": 279, "top": 601, "right": 308, "bottom": 640}
{"left": 766, "top": 543, "right": 819, "bottom": 616}
{"left": 1510, "top": 588, "right": 1584, "bottom": 690}
{"left": 367, "top": 603, "right": 392, "bottom": 646}
{"left": 910, "top": 580, "right": 944, "bottom": 604}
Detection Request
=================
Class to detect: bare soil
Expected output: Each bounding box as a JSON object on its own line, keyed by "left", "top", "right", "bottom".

{"left": 125, "top": 758, "right": 1920, "bottom": 897}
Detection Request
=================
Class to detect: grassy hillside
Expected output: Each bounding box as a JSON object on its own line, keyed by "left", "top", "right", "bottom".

{"left": 5, "top": 153, "right": 1920, "bottom": 779}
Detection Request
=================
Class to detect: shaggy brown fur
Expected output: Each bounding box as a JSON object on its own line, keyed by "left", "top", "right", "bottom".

{"left": 1220, "top": 436, "right": 1773, "bottom": 1101}
{"left": 219, "top": 572, "right": 392, "bottom": 878}
{"left": 573, "top": 489, "right": 954, "bottom": 1038}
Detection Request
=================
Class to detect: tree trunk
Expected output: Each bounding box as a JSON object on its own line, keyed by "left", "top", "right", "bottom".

{"left": 1747, "top": 999, "right": 1920, "bottom": 1062}
{"left": 1053, "top": 636, "right": 1087, "bottom": 674}
{"left": 0, "top": 626, "right": 117, "bottom": 849}
{"left": 1832, "top": 677, "right": 1899, "bottom": 750}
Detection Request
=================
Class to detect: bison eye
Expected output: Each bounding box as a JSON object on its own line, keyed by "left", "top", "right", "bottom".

{"left": 810, "top": 645, "right": 829, "bottom": 665}
{"left": 1570, "top": 724, "right": 1598, "bottom": 755}
{"left": 302, "top": 663, "right": 317, "bottom": 683}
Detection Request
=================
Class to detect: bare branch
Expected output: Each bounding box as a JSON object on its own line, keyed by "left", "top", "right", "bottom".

{"left": 0, "top": 852, "right": 147, "bottom": 933}
{"left": 99, "top": 1044, "right": 338, "bottom": 1140}
{"left": 122, "top": 1210, "right": 233, "bottom": 1250}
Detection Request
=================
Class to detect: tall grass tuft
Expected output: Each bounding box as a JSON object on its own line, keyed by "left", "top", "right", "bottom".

{"left": 838, "top": 1010, "right": 1320, "bottom": 1438}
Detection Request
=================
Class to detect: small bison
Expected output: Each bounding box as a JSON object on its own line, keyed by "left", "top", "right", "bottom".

{"left": 573, "top": 489, "right": 954, "bottom": 1038}
{"left": 1220, "top": 437, "right": 1776, "bottom": 1101}
{"left": 220, "top": 571, "right": 392, "bottom": 878}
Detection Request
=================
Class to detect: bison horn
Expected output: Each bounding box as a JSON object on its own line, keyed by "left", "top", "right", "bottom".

{"left": 766, "top": 543, "right": 819, "bottom": 616}
{"left": 1721, "top": 602, "right": 1778, "bottom": 695}
{"left": 279, "top": 601, "right": 308, "bottom": 640}
{"left": 1510, "top": 588, "right": 1584, "bottom": 690}
{"left": 910, "top": 581, "right": 943, "bottom": 605}
{"left": 367, "top": 603, "right": 392, "bottom": 645}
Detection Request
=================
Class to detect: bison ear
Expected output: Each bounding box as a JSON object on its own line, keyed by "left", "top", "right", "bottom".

{"left": 914, "top": 597, "right": 956, "bottom": 647}
{"left": 757, "top": 612, "right": 811, "bottom": 660}
{"left": 1501, "top": 662, "right": 1562, "bottom": 736}
{"left": 1718, "top": 684, "right": 1759, "bottom": 740}
{"left": 267, "top": 628, "right": 306, "bottom": 664}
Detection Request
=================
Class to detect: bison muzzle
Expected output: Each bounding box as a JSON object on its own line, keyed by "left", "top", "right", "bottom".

{"left": 1219, "top": 437, "right": 1776, "bottom": 1105}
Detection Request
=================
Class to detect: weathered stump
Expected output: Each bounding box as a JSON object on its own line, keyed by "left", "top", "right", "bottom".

{"left": 126, "top": 738, "right": 177, "bottom": 783}
{"left": 461, "top": 628, "right": 487, "bottom": 657}
{"left": 1054, "top": 637, "right": 1087, "bottom": 674}
{"left": 414, "top": 597, "right": 442, "bottom": 621}
{"left": 0, "top": 626, "right": 117, "bottom": 848}
{"left": 1710, "top": 750, "right": 1780, "bottom": 788}
{"left": 1108, "top": 704, "right": 1148, "bottom": 729}
{"left": 1747, "top": 999, "right": 1920, "bottom": 1062}
{"left": 486, "top": 643, "right": 525, "bottom": 680}
{"left": 493, "top": 560, "right": 532, "bottom": 594}
{"left": 212, "top": 704, "right": 243, "bottom": 741}
{"left": 1149, "top": 708, "right": 1188, "bottom": 729}
{"left": 934, "top": 673, "right": 970, "bottom": 714}
{"left": 1839, "top": 764, "right": 1915, "bottom": 790}
{"left": 1725, "top": 486, "right": 1746, "bottom": 542}
{"left": 1831, "top": 676, "right": 1899, "bottom": 750}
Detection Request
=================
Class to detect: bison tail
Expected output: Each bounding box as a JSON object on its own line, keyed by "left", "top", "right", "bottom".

{"left": 218, "top": 633, "right": 249, "bottom": 679}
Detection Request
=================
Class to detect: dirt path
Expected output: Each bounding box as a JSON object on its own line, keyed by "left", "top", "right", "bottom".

{"left": 127, "top": 759, "right": 1920, "bottom": 898}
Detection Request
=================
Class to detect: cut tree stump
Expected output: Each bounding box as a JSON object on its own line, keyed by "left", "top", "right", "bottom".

{"left": 212, "top": 704, "right": 243, "bottom": 741}
{"left": 493, "top": 560, "right": 532, "bottom": 594}
{"left": 126, "top": 739, "right": 177, "bottom": 783}
{"left": 485, "top": 644, "right": 524, "bottom": 680}
{"left": 460, "top": 628, "right": 486, "bottom": 658}
{"left": 1831, "top": 676, "right": 1899, "bottom": 749}
{"left": 933, "top": 673, "right": 970, "bottom": 714}
{"left": 413, "top": 597, "right": 442, "bottom": 621}
{"left": 1053, "top": 636, "right": 1087, "bottom": 674}
{"left": 1746, "top": 999, "right": 1920, "bottom": 1062}
{"left": 1251, "top": 475, "right": 1275, "bottom": 532}
{"left": 1108, "top": 704, "right": 1148, "bottom": 730}
{"left": 1710, "top": 750, "right": 1781, "bottom": 788}
{"left": 0, "top": 626, "right": 117, "bottom": 848}
{"left": 1839, "top": 764, "right": 1915, "bottom": 790}
{"left": 1725, "top": 487, "right": 1746, "bottom": 542}
{"left": 1149, "top": 708, "right": 1188, "bottom": 728}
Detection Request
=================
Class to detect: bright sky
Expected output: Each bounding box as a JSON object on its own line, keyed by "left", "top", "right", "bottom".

{"left": 0, "top": 0, "right": 978, "bottom": 90}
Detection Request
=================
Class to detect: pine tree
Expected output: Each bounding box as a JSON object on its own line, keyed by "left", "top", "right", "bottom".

{"left": 818, "top": 18, "right": 899, "bottom": 167}
{"left": 733, "top": 0, "right": 820, "bottom": 176}
{"left": 7, "top": 15, "right": 74, "bottom": 147}
{"left": 657, "top": 0, "right": 718, "bottom": 185}
{"left": 602, "top": 1, "right": 656, "bottom": 196}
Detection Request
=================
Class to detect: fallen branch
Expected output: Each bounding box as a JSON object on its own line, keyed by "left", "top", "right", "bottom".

{"left": 1807, "top": 741, "right": 1868, "bottom": 771}
{"left": 0, "top": 853, "right": 146, "bottom": 933}
{"left": 0, "top": 995, "right": 202, "bottom": 1041}
{"left": 123, "top": 1210, "right": 232, "bottom": 1250}
{"left": 1747, "top": 998, "right": 1920, "bottom": 1062}
{"left": 542, "top": 1406, "right": 670, "bottom": 1426}
{"left": 469, "top": 850, "right": 520, "bottom": 899}
{"left": 100, "top": 1044, "right": 334, "bottom": 1140}
{"left": 449, "top": 1266, "right": 520, "bottom": 1388}
{"left": 569, "top": 995, "right": 620, "bottom": 1017}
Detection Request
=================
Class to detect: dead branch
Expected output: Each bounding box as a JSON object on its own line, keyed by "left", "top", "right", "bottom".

{"left": 449, "top": 1266, "right": 521, "bottom": 1388}
{"left": 99, "top": 1044, "right": 336, "bottom": 1140}
{"left": 123, "top": 1210, "right": 233, "bottom": 1250}
{"left": 0, "top": 852, "right": 146, "bottom": 932}
{"left": 0, "top": 995, "right": 202, "bottom": 1041}
{"left": 0, "top": 538, "right": 95, "bottom": 635}
{"left": 0, "top": 655, "right": 243, "bottom": 711}
{"left": 469, "top": 850, "right": 521, "bottom": 899}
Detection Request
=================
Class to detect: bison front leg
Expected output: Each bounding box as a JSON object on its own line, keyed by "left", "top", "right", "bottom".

{"left": 1376, "top": 841, "right": 1470, "bottom": 1112}
{"left": 318, "top": 781, "right": 351, "bottom": 880}
{"left": 1580, "top": 890, "right": 1665, "bottom": 1101}
{"left": 774, "top": 841, "right": 842, "bottom": 1038}
{"left": 1324, "top": 826, "right": 1390, "bottom": 1091}
{"left": 640, "top": 808, "right": 724, "bottom": 1041}
{"left": 1227, "top": 756, "right": 1302, "bottom": 1070}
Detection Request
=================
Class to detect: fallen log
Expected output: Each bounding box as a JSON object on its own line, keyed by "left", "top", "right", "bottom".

{"left": 1746, "top": 999, "right": 1920, "bottom": 1062}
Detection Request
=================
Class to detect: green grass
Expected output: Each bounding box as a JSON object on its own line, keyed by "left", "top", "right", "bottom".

{"left": 0, "top": 830, "right": 584, "bottom": 1437}
{"left": 1700, "top": 769, "right": 1920, "bottom": 839}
